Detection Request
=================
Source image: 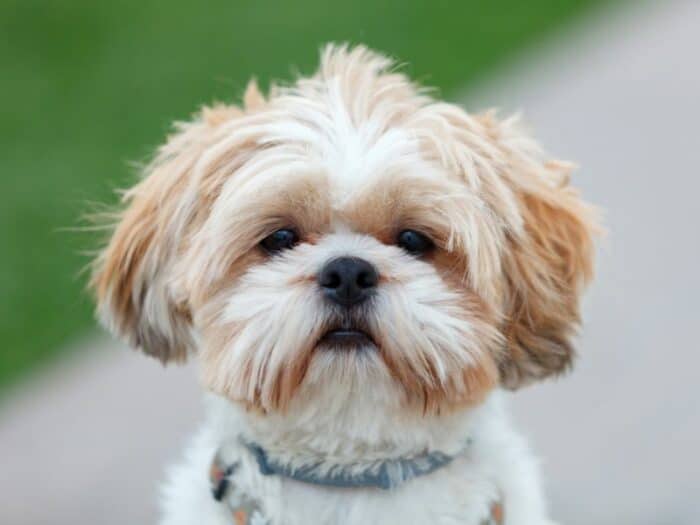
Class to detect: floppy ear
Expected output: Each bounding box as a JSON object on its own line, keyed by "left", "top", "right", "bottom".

{"left": 412, "top": 104, "right": 598, "bottom": 387}
{"left": 90, "top": 96, "right": 256, "bottom": 362}
{"left": 494, "top": 120, "right": 599, "bottom": 388}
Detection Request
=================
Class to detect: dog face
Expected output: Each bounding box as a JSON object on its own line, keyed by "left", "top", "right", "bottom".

{"left": 92, "top": 45, "right": 597, "bottom": 415}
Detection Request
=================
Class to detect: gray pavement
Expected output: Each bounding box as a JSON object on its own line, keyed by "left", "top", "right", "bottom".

{"left": 2, "top": 1, "right": 699, "bottom": 523}
{"left": 467, "top": 1, "right": 700, "bottom": 523}
{"left": 0, "top": 339, "right": 201, "bottom": 525}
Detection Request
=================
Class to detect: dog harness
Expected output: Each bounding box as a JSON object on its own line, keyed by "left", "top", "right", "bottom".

{"left": 209, "top": 439, "right": 504, "bottom": 525}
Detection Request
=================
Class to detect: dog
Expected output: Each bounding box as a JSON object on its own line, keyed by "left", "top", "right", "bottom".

{"left": 91, "top": 44, "right": 597, "bottom": 525}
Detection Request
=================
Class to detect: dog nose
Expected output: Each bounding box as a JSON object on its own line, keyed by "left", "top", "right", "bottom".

{"left": 318, "top": 257, "right": 379, "bottom": 307}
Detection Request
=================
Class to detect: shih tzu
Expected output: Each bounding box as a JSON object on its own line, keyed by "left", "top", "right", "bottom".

{"left": 91, "top": 44, "right": 597, "bottom": 525}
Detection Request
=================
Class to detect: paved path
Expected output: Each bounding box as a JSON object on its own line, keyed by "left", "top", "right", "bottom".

{"left": 2, "top": 2, "right": 698, "bottom": 523}
{"left": 0, "top": 339, "right": 201, "bottom": 525}
{"left": 467, "top": 1, "right": 700, "bottom": 523}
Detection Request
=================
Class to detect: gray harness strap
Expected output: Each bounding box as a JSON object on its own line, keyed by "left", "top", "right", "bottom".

{"left": 242, "top": 439, "right": 459, "bottom": 490}
{"left": 210, "top": 438, "right": 504, "bottom": 524}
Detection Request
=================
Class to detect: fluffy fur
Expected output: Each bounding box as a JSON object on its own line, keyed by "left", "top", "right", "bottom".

{"left": 91, "top": 44, "right": 597, "bottom": 524}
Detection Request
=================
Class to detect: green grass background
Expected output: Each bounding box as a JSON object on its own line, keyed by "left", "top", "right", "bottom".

{"left": 0, "top": 0, "right": 605, "bottom": 392}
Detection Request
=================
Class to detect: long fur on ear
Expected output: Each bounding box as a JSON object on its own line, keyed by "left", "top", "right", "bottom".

{"left": 90, "top": 87, "right": 261, "bottom": 362}
{"left": 91, "top": 124, "right": 205, "bottom": 362}
{"left": 494, "top": 118, "right": 599, "bottom": 388}
{"left": 419, "top": 106, "right": 599, "bottom": 387}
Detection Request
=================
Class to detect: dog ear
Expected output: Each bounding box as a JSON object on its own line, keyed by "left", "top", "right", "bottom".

{"left": 492, "top": 120, "right": 599, "bottom": 388}
{"left": 414, "top": 105, "right": 598, "bottom": 388}
{"left": 90, "top": 97, "right": 255, "bottom": 362}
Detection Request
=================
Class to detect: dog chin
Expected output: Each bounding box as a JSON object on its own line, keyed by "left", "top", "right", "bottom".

{"left": 293, "top": 340, "right": 404, "bottom": 415}
{"left": 310, "top": 322, "right": 387, "bottom": 395}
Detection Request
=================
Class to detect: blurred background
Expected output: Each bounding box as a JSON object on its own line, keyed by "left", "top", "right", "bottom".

{"left": 1, "top": 1, "right": 698, "bottom": 524}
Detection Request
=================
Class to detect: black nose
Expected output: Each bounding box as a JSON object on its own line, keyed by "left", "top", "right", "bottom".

{"left": 318, "top": 257, "right": 379, "bottom": 307}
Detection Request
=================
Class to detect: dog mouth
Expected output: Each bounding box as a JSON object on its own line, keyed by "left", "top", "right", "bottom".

{"left": 318, "top": 326, "right": 375, "bottom": 349}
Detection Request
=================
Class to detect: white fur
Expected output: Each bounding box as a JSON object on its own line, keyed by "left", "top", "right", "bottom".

{"left": 160, "top": 391, "right": 552, "bottom": 525}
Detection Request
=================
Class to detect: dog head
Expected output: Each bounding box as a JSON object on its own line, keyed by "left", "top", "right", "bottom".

{"left": 91, "top": 45, "right": 597, "bottom": 416}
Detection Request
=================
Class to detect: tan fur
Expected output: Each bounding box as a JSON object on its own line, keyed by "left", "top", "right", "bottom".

{"left": 90, "top": 100, "right": 257, "bottom": 360}
{"left": 499, "top": 184, "right": 597, "bottom": 387}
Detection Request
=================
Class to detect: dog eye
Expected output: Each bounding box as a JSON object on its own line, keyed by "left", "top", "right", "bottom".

{"left": 261, "top": 229, "right": 299, "bottom": 254}
{"left": 397, "top": 230, "right": 434, "bottom": 255}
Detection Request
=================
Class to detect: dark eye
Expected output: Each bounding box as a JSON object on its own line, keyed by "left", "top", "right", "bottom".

{"left": 397, "top": 230, "right": 434, "bottom": 255}
{"left": 261, "top": 229, "right": 299, "bottom": 254}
